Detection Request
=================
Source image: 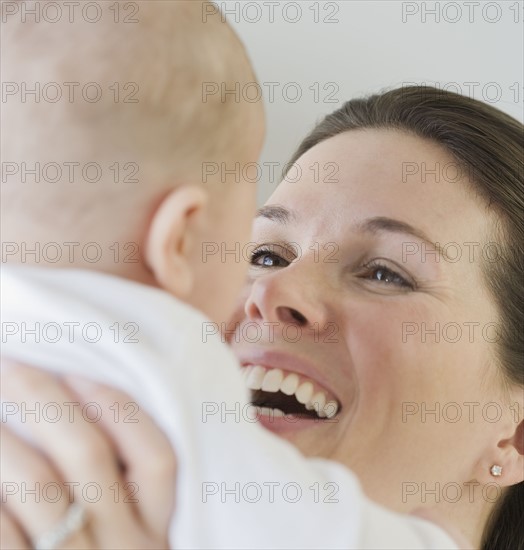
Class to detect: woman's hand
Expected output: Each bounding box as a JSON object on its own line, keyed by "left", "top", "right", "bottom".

{"left": 0, "top": 362, "right": 176, "bottom": 549}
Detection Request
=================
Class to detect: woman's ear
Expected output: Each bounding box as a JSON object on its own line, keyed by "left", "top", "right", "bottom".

{"left": 145, "top": 184, "right": 208, "bottom": 298}
{"left": 494, "top": 418, "right": 524, "bottom": 486}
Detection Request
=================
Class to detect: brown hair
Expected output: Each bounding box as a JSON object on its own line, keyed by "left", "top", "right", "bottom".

{"left": 287, "top": 86, "right": 523, "bottom": 549}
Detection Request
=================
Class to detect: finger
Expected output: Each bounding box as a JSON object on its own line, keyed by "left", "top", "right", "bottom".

{"left": 0, "top": 425, "right": 92, "bottom": 549}
{"left": 0, "top": 423, "right": 69, "bottom": 537}
{"left": 1, "top": 365, "right": 132, "bottom": 534}
{"left": 0, "top": 506, "right": 30, "bottom": 550}
{"left": 65, "top": 377, "right": 176, "bottom": 541}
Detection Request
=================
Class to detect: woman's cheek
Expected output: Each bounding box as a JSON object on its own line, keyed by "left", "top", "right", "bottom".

{"left": 341, "top": 300, "right": 446, "bottom": 444}
{"left": 344, "top": 300, "right": 413, "bottom": 389}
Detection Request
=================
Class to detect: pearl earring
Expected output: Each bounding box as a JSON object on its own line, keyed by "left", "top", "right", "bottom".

{"left": 490, "top": 465, "right": 502, "bottom": 477}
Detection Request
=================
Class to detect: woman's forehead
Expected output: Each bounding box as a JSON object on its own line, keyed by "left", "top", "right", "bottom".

{"left": 264, "top": 130, "right": 490, "bottom": 245}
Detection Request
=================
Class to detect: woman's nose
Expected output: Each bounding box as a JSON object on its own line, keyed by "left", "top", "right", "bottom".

{"left": 244, "top": 265, "right": 328, "bottom": 328}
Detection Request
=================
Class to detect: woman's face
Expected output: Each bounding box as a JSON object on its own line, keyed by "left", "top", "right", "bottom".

{"left": 229, "top": 129, "right": 515, "bottom": 511}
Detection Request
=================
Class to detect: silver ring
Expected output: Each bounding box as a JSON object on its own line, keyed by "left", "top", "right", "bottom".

{"left": 33, "top": 503, "right": 87, "bottom": 550}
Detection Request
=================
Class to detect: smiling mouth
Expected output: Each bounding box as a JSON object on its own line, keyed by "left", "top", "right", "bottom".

{"left": 241, "top": 365, "right": 341, "bottom": 419}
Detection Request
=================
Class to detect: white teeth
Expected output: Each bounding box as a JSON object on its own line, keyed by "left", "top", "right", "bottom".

{"left": 257, "top": 407, "right": 284, "bottom": 417}
{"left": 324, "top": 400, "right": 339, "bottom": 419}
{"left": 295, "top": 381, "right": 314, "bottom": 404}
{"left": 242, "top": 365, "right": 339, "bottom": 419}
{"left": 310, "top": 391, "right": 326, "bottom": 414}
{"left": 261, "top": 368, "right": 284, "bottom": 392}
{"left": 246, "top": 366, "right": 266, "bottom": 390}
{"left": 280, "top": 373, "right": 299, "bottom": 395}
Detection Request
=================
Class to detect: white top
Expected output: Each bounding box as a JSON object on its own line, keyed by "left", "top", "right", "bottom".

{"left": 1, "top": 266, "right": 459, "bottom": 549}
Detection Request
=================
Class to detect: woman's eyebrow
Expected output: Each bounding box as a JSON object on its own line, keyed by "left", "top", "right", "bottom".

{"left": 255, "top": 205, "right": 297, "bottom": 224}
{"left": 255, "top": 209, "right": 446, "bottom": 260}
{"left": 357, "top": 217, "right": 446, "bottom": 259}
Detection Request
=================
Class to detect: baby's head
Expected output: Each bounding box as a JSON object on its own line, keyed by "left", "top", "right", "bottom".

{"left": 1, "top": 0, "right": 265, "bottom": 323}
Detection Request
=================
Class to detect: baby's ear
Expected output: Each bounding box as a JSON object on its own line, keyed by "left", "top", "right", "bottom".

{"left": 145, "top": 184, "right": 208, "bottom": 298}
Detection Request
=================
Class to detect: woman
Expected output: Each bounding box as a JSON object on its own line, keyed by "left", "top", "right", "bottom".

{"left": 2, "top": 86, "right": 523, "bottom": 549}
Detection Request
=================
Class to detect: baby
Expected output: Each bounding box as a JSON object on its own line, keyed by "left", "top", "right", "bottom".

{"left": 1, "top": 1, "right": 461, "bottom": 548}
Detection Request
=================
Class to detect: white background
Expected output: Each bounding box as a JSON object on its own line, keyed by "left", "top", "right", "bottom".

{"left": 217, "top": 0, "right": 524, "bottom": 202}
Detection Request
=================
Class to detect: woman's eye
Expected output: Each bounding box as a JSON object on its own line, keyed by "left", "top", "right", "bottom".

{"left": 365, "top": 263, "right": 414, "bottom": 289}
{"left": 250, "top": 248, "right": 290, "bottom": 268}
